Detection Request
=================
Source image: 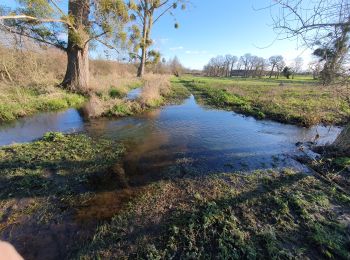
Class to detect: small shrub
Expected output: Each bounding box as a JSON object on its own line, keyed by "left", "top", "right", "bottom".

{"left": 42, "top": 132, "right": 65, "bottom": 142}
{"left": 109, "top": 88, "right": 124, "bottom": 98}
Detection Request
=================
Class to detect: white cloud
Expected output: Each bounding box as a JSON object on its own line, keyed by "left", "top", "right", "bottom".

{"left": 185, "top": 50, "right": 208, "bottom": 55}
{"left": 169, "top": 46, "right": 184, "bottom": 51}
{"left": 158, "top": 38, "right": 169, "bottom": 44}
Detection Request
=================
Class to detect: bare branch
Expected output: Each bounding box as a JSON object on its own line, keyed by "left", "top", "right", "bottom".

{"left": 0, "top": 15, "right": 73, "bottom": 28}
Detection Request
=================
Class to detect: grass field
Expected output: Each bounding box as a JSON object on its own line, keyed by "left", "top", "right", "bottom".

{"left": 80, "top": 166, "right": 350, "bottom": 259}
{"left": 178, "top": 76, "right": 350, "bottom": 126}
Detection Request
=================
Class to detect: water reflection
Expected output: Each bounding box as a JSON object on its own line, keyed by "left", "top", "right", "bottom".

{"left": 0, "top": 95, "right": 342, "bottom": 174}
{"left": 0, "top": 109, "right": 84, "bottom": 145}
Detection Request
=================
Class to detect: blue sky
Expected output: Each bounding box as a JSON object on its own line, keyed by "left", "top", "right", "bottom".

{"left": 2, "top": 0, "right": 313, "bottom": 69}
{"left": 152, "top": 0, "right": 313, "bottom": 69}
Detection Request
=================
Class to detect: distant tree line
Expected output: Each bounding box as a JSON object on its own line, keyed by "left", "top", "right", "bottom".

{"left": 203, "top": 54, "right": 304, "bottom": 79}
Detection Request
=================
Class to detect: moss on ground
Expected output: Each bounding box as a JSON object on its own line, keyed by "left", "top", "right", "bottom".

{"left": 177, "top": 76, "right": 350, "bottom": 126}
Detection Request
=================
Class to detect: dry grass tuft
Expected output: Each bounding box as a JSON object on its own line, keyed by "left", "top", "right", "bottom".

{"left": 89, "top": 60, "right": 140, "bottom": 95}
{"left": 139, "top": 74, "right": 171, "bottom": 107}
{"left": 80, "top": 94, "right": 107, "bottom": 118}
{"left": 0, "top": 45, "right": 66, "bottom": 89}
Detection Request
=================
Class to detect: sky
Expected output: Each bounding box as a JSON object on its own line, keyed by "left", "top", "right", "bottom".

{"left": 2, "top": 0, "right": 314, "bottom": 70}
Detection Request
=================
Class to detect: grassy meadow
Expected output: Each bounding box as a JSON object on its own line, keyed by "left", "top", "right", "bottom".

{"left": 179, "top": 76, "right": 350, "bottom": 126}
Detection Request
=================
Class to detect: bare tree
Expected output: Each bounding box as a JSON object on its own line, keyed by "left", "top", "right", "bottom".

{"left": 268, "top": 55, "right": 284, "bottom": 78}
{"left": 240, "top": 53, "right": 253, "bottom": 78}
{"left": 276, "top": 59, "right": 286, "bottom": 79}
{"left": 308, "top": 60, "right": 323, "bottom": 80}
{"left": 204, "top": 54, "right": 264, "bottom": 78}
{"left": 291, "top": 57, "right": 303, "bottom": 79}
{"left": 169, "top": 56, "right": 184, "bottom": 77}
{"left": 228, "top": 55, "right": 238, "bottom": 76}
{"left": 271, "top": 0, "right": 350, "bottom": 84}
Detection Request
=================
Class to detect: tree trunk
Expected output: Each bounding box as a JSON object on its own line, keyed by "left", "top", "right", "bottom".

{"left": 137, "top": 8, "right": 150, "bottom": 78}
{"left": 333, "top": 124, "right": 350, "bottom": 155}
{"left": 269, "top": 65, "right": 275, "bottom": 78}
{"left": 63, "top": 44, "right": 89, "bottom": 93}
{"left": 137, "top": 46, "right": 146, "bottom": 77}
{"left": 61, "top": 0, "right": 90, "bottom": 93}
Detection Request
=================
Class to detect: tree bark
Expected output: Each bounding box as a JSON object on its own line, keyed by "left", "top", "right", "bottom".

{"left": 333, "top": 124, "right": 350, "bottom": 155}
{"left": 137, "top": 7, "right": 149, "bottom": 78}
{"left": 269, "top": 64, "right": 275, "bottom": 78}
{"left": 137, "top": 46, "right": 146, "bottom": 77}
{"left": 61, "top": 0, "right": 90, "bottom": 93}
{"left": 63, "top": 44, "right": 89, "bottom": 93}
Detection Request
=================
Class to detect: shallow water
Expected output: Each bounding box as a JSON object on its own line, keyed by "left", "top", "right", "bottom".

{"left": 0, "top": 94, "right": 341, "bottom": 174}
{"left": 126, "top": 87, "right": 142, "bottom": 100}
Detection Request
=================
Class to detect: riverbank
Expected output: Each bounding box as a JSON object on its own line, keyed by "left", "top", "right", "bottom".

{"left": 81, "top": 75, "right": 190, "bottom": 119}
{"left": 0, "top": 75, "right": 190, "bottom": 123}
{"left": 0, "top": 83, "right": 85, "bottom": 122}
{"left": 179, "top": 76, "right": 350, "bottom": 127}
{"left": 1, "top": 133, "right": 349, "bottom": 259}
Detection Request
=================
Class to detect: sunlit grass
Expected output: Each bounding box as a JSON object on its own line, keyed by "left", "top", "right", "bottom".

{"left": 177, "top": 76, "right": 350, "bottom": 126}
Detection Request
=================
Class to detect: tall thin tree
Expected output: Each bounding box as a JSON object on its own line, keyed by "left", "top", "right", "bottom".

{"left": 127, "top": 0, "right": 187, "bottom": 77}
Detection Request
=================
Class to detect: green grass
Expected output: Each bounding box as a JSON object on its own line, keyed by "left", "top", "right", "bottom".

{"left": 0, "top": 133, "right": 125, "bottom": 258}
{"left": 0, "top": 133, "right": 124, "bottom": 199}
{"left": 79, "top": 168, "right": 350, "bottom": 259}
{"left": 177, "top": 76, "right": 350, "bottom": 126}
{"left": 0, "top": 85, "right": 85, "bottom": 122}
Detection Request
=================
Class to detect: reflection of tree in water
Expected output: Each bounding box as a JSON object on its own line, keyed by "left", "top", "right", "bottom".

{"left": 83, "top": 118, "right": 110, "bottom": 138}
{"left": 123, "top": 132, "right": 170, "bottom": 182}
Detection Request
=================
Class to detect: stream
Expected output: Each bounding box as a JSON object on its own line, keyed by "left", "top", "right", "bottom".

{"left": 0, "top": 93, "right": 342, "bottom": 174}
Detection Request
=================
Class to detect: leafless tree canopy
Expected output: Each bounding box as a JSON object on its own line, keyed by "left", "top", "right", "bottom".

{"left": 203, "top": 54, "right": 290, "bottom": 79}
{"left": 270, "top": 0, "right": 350, "bottom": 84}
{"left": 271, "top": 0, "right": 350, "bottom": 45}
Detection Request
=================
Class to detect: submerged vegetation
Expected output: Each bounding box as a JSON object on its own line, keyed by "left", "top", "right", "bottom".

{"left": 179, "top": 76, "right": 350, "bottom": 126}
